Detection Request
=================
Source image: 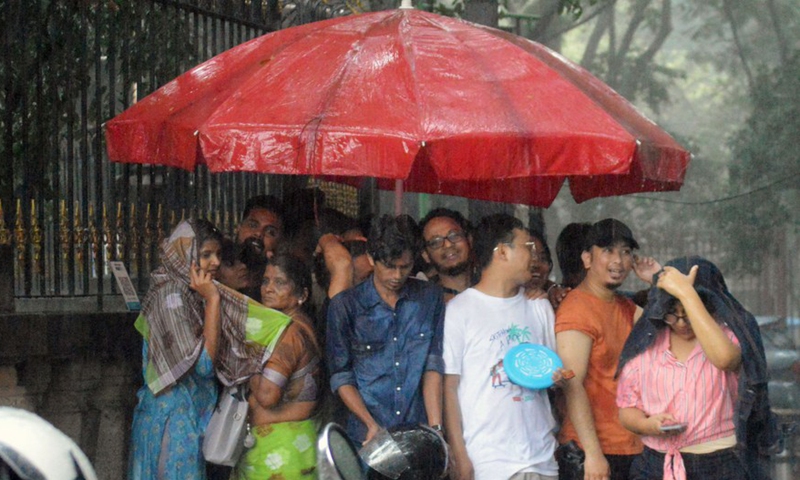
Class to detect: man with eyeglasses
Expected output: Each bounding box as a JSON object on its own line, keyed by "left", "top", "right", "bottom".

{"left": 443, "top": 213, "right": 563, "bottom": 480}
{"left": 229, "top": 194, "right": 285, "bottom": 301}
{"left": 420, "top": 208, "right": 474, "bottom": 303}
{"left": 326, "top": 214, "right": 445, "bottom": 445}
{"left": 554, "top": 218, "right": 647, "bottom": 480}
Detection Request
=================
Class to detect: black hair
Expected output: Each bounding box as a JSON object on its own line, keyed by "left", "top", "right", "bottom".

{"left": 419, "top": 208, "right": 470, "bottom": 236}
{"left": 220, "top": 237, "right": 245, "bottom": 266}
{"left": 282, "top": 188, "right": 326, "bottom": 238}
{"left": 556, "top": 222, "right": 592, "bottom": 289}
{"left": 285, "top": 208, "right": 359, "bottom": 269}
{"left": 367, "top": 214, "right": 420, "bottom": 264}
{"left": 242, "top": 194, "right": 285, "bottom": 224}
{"left": 663, "top": 291, "right": 716, "bottom": 325}
{"left": 529, "top": 229, "right": 553, "bottom": 271}
{"left": 357, "top": 214, "right": 374, "bottom": 240}
{"left": 317, "top": 208, "right": 357, "bottom": 236}
{"left": 472, "top": 213, "right": 524, "bottom": 272}
{"left": 268, "top": 253, "right": 312, "bottom": 303}
{"left": 191, "top": 218, "right": 223, "bottom": 250}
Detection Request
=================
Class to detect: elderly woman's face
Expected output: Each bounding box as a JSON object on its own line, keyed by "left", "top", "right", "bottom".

{"left": 261, "top": 264, "right": 303, "bottom": 312}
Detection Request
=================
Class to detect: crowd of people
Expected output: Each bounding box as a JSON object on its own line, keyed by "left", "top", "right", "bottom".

{"left": 126, "top": 190, "right": 779, "bottom": 480}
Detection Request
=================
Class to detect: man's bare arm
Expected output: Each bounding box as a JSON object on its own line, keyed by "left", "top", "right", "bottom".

{"left": 557, "top": 330, "right": 609, "bottom": 480}
{"left": 443, "top": 374, "right": 474, "bottom": 480}
{"left": 317, "top": 233, "right": 354, "bottom": 298}
{"left": 422, "top": 371, "right": 443, "bottom": 426}
{"left": 336, "top": 384, "right": 381, "bottom": 444}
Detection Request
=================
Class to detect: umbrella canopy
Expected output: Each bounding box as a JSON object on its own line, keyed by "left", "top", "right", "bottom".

{"left": 105, "top": 8, "right": 690, "bottom": 207}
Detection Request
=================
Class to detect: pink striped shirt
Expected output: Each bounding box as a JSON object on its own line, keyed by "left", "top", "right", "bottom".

{"left": 616, "top": 326, "right": 740, "bottom": 453}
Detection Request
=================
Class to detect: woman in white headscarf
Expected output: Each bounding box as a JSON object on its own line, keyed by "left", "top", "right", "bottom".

{"left": 128, "top": 219, "right": 290, "bottom": 480}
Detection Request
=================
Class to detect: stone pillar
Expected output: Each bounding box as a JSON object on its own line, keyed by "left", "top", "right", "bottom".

{"left": 0, "top": 313, "right": 141, "bottom": 480}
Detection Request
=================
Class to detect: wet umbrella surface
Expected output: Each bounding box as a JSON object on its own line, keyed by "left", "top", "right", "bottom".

{"left": 106, "top": 7, "right": 690, "bottom": 206}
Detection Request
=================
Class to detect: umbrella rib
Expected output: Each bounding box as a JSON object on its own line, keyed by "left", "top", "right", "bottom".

{"left": 397, "top": 11, "right": 425, "bottom": 150}
{"left": 485, "top": 27, "right": 689, "bottom": 176}
{"left": 415, "top": 14, "right": 535, "bottom": 179}
{"left": 297, "top": 11, "right": 420, "bottom": 178}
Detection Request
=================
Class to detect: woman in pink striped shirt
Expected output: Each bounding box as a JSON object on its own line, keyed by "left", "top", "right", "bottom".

{"left": 616, "top": 263, "right": 744, "bottom": 480}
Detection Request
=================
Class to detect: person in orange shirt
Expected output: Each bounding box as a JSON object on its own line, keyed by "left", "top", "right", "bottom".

{"left": 555, "top": 219, "right": 659, "bottom": 480}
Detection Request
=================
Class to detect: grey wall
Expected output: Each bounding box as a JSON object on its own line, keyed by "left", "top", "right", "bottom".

{"left": 0, "top": 312, "right": 141, "bottom": 479}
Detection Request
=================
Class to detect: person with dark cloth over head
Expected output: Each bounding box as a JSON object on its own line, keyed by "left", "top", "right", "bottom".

{"left": 616, "top": 257, "right": 780, "bottom": 480}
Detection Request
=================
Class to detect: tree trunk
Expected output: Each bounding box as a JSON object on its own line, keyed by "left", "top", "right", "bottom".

{"left": 620, "top": 0, "right": 673, "bottom": 100}
{"left": 581, "top": 4, "right": 613, "bottom": 68}
{"left": 765, "top": 0, "right": 789, "bottom": 65}
{"left": 463, "top": 0, "right": 499, "bottom": 28}
{"left": 529, "top": 0, "right": 562, "bottom": 42}
{"left": 608, "top": 0, "right": 650, "bottom": 89}
{"left": 721, "top": 0, "right": 755, "bottom": 93}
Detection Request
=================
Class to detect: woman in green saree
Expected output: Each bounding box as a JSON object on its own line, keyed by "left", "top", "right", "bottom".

{"left": 232, "top": 253, "right": 322, "bottom": 479}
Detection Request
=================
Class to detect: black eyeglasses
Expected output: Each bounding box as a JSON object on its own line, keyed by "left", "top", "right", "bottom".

{"left": 425, "top": 231, "right": 466, "bottom": 250}
{"left": 665, "top": 312, "right": 690, "bottom": 325}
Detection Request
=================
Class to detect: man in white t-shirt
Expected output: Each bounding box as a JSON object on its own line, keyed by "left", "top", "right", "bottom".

{"left": 443, "top": 213, "right": 561, "bottom": 480}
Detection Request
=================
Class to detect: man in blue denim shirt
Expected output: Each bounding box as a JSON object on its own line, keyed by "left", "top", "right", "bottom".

{"left": 327, "top": 214, "right": 445, "bottom": 444}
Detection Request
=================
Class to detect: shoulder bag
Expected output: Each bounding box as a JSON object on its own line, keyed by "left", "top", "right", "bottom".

{"left": 203, "top": 384, "right": 254, "bottom": 466}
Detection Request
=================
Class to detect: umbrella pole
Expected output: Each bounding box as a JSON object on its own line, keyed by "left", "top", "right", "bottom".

{"left": 394, "top": 180, "right": 403, "bottom": 216}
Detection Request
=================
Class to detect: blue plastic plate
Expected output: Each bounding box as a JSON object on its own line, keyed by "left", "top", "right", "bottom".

{"left": 503, "top": 343, "right": 563, "bottom": 390}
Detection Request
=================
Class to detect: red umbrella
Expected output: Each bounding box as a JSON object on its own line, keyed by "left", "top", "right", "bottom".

{"left": 105, "top": 7, "right": 690, "bottom": 207}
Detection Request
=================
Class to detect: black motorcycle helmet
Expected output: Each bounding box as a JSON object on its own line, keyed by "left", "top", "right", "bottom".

{"left": 360, "top": 424, "right": 448, "bottom": 480}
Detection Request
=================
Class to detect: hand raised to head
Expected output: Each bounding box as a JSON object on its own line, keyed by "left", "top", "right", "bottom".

{"left": 633, "top": 255, "right": 663, "bottom": 284}
{"left": 190, "top": 261, "right": 220, "bottom": 301}
{"left": 656, "top": 265, "right": 698, "bottom": 297}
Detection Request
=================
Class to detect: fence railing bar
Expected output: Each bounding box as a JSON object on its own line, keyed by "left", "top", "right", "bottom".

{"left": 2, "top": 2, "right": 316, "bottom": 306}
{"left": 33, "top": 5, "right": 48, "bottom": 297}
{"left": 79, "top": 1, "right": 92, "bottom": 295}
{"left": 1, "top": 3, "right": 15, "bottom": 304}
{"left": 153, "top": 0, "right": 274, "bottom": 32}
{"left": 107, "top": 7, "right": 122, "bottom": 288}
{"left": 52, "top": 54, "right": 64, "bottom": 297}
{"left": 119, "top": 5, "right": 133, "bottom": 286}
{"left": 19, "top": 39, "right": 31, "bottom": 297}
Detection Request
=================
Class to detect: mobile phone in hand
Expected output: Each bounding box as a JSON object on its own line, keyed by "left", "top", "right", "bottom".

{"left": 660, "top": 423, "right": 687, "bottom": 433}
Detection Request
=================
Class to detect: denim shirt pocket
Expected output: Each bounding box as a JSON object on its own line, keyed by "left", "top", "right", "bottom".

{"left": 352, "top": 340, "right": 386, "bottom": 356}
{"left": 408, "top": 326, "right": 433, "bottom": 347}
{"left": 408, "top": 325, "right": 438, "bottom": 368}
{"left": 352, "top": 340, "right": 387, "bottom": 383}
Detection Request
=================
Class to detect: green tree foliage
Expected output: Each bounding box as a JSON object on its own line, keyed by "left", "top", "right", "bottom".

{"left": 0, "top": 1, "right": 197, "bottom": 201}
{"left": 716, "top": 52, "right": 800, "bottom": 274}
{"left": 501, "top": 0, "right": 684, "bottom": 112}
{"left": 679, "top": 0, "right": 795, "bottom": 92}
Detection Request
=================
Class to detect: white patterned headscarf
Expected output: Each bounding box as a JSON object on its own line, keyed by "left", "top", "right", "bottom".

{"left": 138, "top": 220, "right": 290, "bottom": 394}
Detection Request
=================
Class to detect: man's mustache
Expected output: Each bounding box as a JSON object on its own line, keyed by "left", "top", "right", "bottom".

{"left": 239, "top": 237, "right": 267, "bottom": 265}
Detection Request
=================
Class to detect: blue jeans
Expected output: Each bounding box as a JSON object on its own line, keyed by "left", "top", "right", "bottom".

{"left": 630, "top": 446, "right": 746, "bottom": 480}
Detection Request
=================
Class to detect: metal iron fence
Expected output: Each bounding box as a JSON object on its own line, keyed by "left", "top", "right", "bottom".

{"left": 0, "top": 0, "right": 288, "bottom": 307}
{"left": 1, "top": 1, "right": 795, "bottom": 321}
